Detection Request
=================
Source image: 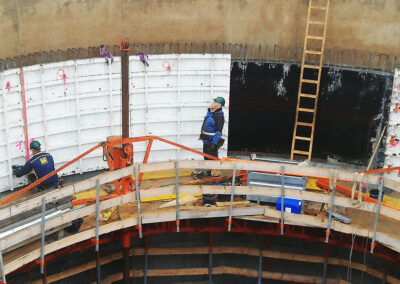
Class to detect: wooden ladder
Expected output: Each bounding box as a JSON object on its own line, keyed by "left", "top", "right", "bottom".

{"left": 290, "top": 0, "right": 330, "bottom": 161}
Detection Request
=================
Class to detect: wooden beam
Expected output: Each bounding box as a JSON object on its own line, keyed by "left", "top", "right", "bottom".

{"left": 0, "top": 193, "right": 136, "bottom": 251}
{"left": 2, "top": 158, "right": 394, "bottom": 222}
{"left": 98, "top": 266, "right": 349, "bottom": 284}
{"left": 31, "top": 245, "right": 394, "bottom": 284}
{"left": 3, "top": 184, "right": 400, "bottom": 253}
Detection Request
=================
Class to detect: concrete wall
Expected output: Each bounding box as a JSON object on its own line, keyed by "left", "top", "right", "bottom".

{"left": 0, "top": 0, "right": 399, "bottom": 60}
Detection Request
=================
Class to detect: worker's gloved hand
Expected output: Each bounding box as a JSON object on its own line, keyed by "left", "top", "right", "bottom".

{"left": 12, "top": 165, "right": 21, "bottom": 175}
{"left": 208, "top": 144, "right": 216, "bottom": 152}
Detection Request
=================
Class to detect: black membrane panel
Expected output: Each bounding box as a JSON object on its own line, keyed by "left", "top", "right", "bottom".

{"left": 229, "top": 61, "right": 392, "bottom": 165}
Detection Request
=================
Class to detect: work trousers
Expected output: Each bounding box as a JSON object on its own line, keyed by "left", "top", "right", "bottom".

{"left": 203, "top": 143, "right": 218, "bottom": 205}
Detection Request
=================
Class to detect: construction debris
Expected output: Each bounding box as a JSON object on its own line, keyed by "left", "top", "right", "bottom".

{"left": 159, "top": 195, "right": 199, "bottom": 208}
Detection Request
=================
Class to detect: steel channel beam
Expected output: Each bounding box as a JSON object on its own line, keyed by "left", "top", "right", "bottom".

{"left": 257, "top": 249, "right": 263, "bottom": 284}
{"left": 121, "top": 40, "right": 130, "bottom": 139}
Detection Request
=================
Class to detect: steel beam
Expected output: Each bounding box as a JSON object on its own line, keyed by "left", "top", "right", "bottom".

{"left": 280, "top": 166, "right": 285, "bottom": 235}
{"left": 120, "top": 38, "right": 130, "bottom": 139}
{"left": 175, "top": 161, "right": 180, "bottom": 232}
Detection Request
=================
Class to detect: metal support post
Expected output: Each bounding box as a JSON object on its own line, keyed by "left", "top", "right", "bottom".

{"left": 175, "top": 161, "right": 180, "bottom": 232}
{"left": 228, "top": 164, "right": 237, "bottom": 231}
{"left": 95, "top": 179, "right": 101, "bottom": 284}
{"left": 325, "top": 172, "right": 337, "bottom": 243}
{"left": 322, "top": 243, "right": 330, "bottom": 284}
{"left": 280, "top": 166, "right": 285, "bottom": 235}
{"left": 0, "top": 246, "right": 6, "bottom": 284}
{"left": 120, "top": 38, "right": 130, "bottom": 139}
{"left": 208, "top": 232, "right": 213, "bottom": 284}
{"left": 257, "top": 249, "right": 263, "bottom": 284}
{"left": 40, "top": 197, "right": 47, "bottom": 284}
{"left": 122, "top": 231, "right": 131, "bottom": 284}
{"left": 371, "top": 178, "right": 384, "bottom": 253}
{"left": 134, "top": 165, "right": 143, "bottom": 238}
{"left": 143, "top": 237, "right": 149, "bottom": 284}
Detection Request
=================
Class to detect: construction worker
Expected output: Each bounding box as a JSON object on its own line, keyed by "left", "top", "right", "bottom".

{"left": 192, "top": 97, "right": 225, "bottom": 205}
{"left": 12, "top": 140, "right": 60, "bottom": 191}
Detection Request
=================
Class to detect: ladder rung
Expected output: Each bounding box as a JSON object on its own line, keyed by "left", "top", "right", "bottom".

{"left": 309, "top": 21, "right": 325, "bottom": 25}
{"left": 310, "top": 5, "right": 327, "bottom": 10}
{"left": 300, "top": 93, "right": 317, "bottom": 98}
{"left": 302, "top": 79, "right": 318, "bottom": 84}
{"left": 299, "top": 107, "right": 315, "bottom": 113}
{"left": 295, "top": 136, "right": 311, "bottom": 141}
{"left": 305, "top": 50, "right": 323, "bottom": 55}
{"left": 307, "top": 35, "right": 324, "bottom": 40}
{"left": 297, "top": 122, "right": 313, "bottom": 127}
{"left": 303, "top": 64, "right": 320, "bottom": 69}
{"left": 293, "top": 150, "right": 310, "bottom": 155}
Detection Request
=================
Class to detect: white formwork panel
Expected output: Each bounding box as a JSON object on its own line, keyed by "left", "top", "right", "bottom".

{"left": 384, "top": 69, "right": 400, "bottom": 181}
{"left": 0, "top": 54, "right": 231, "bottom": 192}
{"left": 0, "top": 68, "right": 28, "bottom": 191}
{"left": 129, "top": 54, "right": 230, "bottom": 163}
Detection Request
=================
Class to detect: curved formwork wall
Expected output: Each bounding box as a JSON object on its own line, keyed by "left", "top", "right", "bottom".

{"left": 0, "top": 54, "right": 231, "bottom": 192}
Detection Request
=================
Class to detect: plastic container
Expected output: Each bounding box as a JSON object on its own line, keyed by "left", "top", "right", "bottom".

{"left": 276, "top": 198, "right": 302, "bottom": 214}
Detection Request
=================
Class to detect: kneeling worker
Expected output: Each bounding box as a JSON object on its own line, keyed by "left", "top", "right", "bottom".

{"left": 13, "top": 140, "right": 60, "bottom": 191}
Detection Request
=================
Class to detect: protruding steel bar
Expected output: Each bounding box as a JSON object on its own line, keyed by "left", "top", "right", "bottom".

{"left": 134, "top": 165, "right": 143, "bottom": 238}
{"left": 175, "top": 161, "right": 180, "bottom": 233}
{"left": 95, "top": 179, "right": 101, "bottom": 283}
{"left": 371, "top": 178, "right": 384, "bottom": 253}
{"left": 228, "top": 164, "right": 237, "bottom": 231}
{"left": 325, "top": 172, "right": 337, "bottom": 243}
{"left": 280, "top": 166, "right": 285, "bottom": 235}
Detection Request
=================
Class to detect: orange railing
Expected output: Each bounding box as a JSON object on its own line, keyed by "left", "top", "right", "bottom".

{"left": 0, "top": 136, "right": 220, "bottom": 207}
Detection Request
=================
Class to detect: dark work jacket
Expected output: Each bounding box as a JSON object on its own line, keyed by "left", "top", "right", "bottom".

{"left": 14, "top": 152, "right": 58, "bottom": 187}
{"left": 200, "top": 108, "right": 224, "bottom": 145}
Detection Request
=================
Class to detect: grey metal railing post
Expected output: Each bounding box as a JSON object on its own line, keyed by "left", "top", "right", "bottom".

{"left": 371, "top": 178, "right": 384, "bottom": 253}
{"left": 280, "top": 166, "right": 285, "bottom": 235}
{"left": 95, "top": 179, "right": 101, "bottom": 283}
{"left": 228, "top": 164, "right": 237, "bottom": 231}
{"left": 134, "top": 165, "right": 143, "bottom": 238}
{"left": 175, "top": 161, "right": 180, "bottom": 232}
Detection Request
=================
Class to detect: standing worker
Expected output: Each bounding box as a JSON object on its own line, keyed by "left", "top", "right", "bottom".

{"left": 192, "top": 97, "right": 226, "bottom": 205}
{"left": 12, "top": 140, "right": 60, "bottom": 192}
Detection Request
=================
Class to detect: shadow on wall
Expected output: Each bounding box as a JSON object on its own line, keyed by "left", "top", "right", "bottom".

{"left": 228, "top": 61, "right": 392, "bottom": 165}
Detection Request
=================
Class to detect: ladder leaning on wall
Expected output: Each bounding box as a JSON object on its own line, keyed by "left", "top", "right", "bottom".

{"left": 290, "top": 0, "right": 330, "bottom": 161}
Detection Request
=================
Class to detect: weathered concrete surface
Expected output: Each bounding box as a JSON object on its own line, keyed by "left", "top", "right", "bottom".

{"left": 0, "top": 0, "right": 399, "bottom": 59}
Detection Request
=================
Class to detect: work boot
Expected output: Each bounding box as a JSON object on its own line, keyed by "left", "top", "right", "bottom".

{"left": 211, "top": 169, "right": 220, "bottom": 177}
{"left": 203, "top": 194, "right": 216, "bottom": 206}
{"left": 191, "top": 169, "right": 204, "bottom": 176}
